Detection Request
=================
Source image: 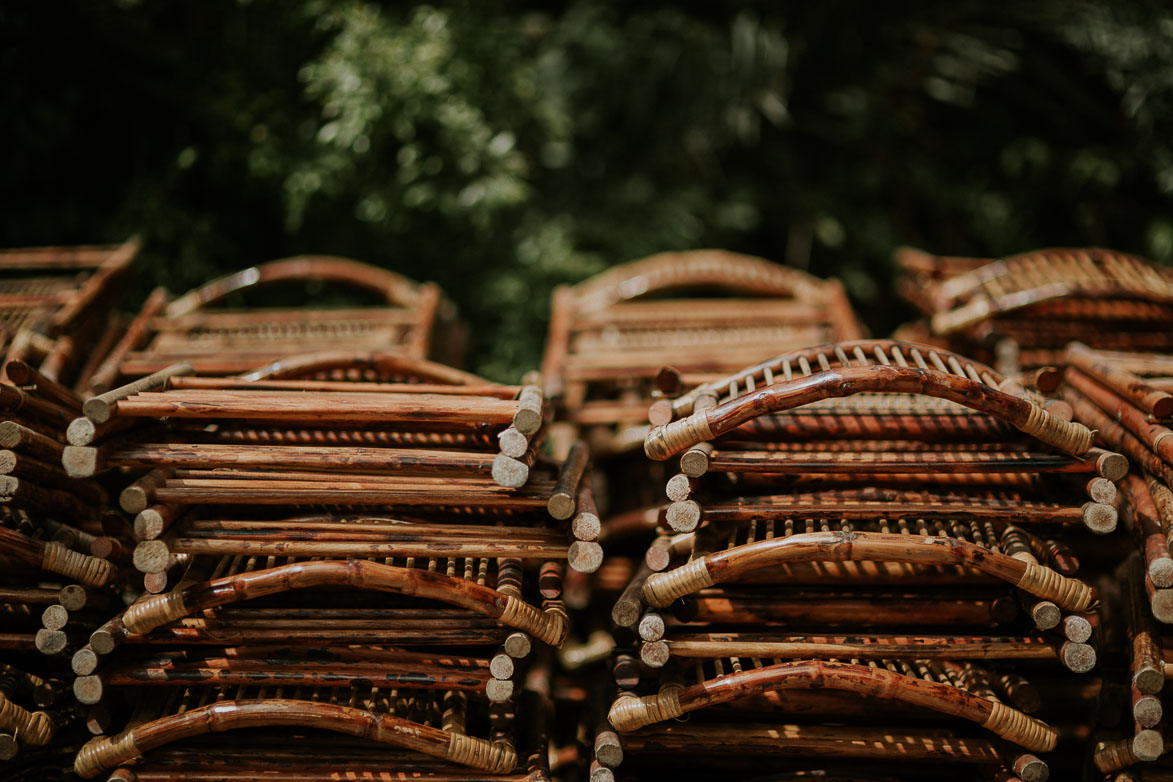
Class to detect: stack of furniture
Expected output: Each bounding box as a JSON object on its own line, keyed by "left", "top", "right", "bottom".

{"left": 895, "top": 247, "right": 1173, "bottom": 372}
{"left": 88, "top": 255, "right": 465, "bottom": 391}
{"left": 540, "top": 250, "right": 864, "bottom": 459}
{"left": 64, "top": 358, "right": 578, "bottom": 780}
{"left": 0, "top": 240, "right": 138, "bottom": 391}
{"left": 598, "top": 339, "right": 1116, "bottom": 780}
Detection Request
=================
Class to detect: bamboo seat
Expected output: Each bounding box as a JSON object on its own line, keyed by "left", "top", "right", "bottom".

{"left": 540, "top": 250, "right": 864, "bottom": 457}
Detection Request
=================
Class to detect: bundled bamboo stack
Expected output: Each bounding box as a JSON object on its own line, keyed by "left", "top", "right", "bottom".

{"left": 895, "top": 247, "right": 1173, "bottom": 372}
{"left": 0, "top": 240, "right": 138, "bottom": 391}
{"left": 64, "top": 355, "right": 581, "bottom": 780}
{"left": 596, "top": 339, "right": 1115, "bottom": 780}
{"left": 540, "top": 250, "right": 864, "bottom": 458}
{"left": 87, "top": 255, "right": 465, "bottom": 392}
{"left": 0, "top": 361, "right": 126, "bottom": 767}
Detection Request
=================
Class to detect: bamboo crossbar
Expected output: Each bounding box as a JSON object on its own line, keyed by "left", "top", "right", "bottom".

{"left": 642, "top": 531, "right": 1095, "bottom": 611}
{"left": 646, "top": 365, "right": 1092, "bottom": 460}
{"left": 74, "top": 699, "right": 516, "bottom": 778}
{"left": 663, "top": 634, "right": 1059, "bottom": 661}
{"left": 607, "top": 660, "right": 1057, "bottom": 752}
{"left": 107, "top": 559, "right": 567, "bottom": 647}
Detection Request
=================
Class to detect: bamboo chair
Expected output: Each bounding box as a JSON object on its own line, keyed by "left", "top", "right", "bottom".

{"left": 89, "top": 256, "right": 464, "bottom": 390}
{"left": 895, "top": 247, "right": 1173, "bottom": 371}
{"left": 598, "top": 340, "right": 1120, "bottom": 778}
{"left": 540, "top": 249, "right": 864, "bottom": 457}
{"left": 0, "top": 239, "right": 138, "bottom": 391}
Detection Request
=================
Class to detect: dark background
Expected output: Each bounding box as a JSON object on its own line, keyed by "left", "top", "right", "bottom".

{"left": 3, "top": 1, "right": 1171, "bottom": 381}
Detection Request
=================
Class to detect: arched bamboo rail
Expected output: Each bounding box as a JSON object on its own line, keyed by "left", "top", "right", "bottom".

{"left": 74, "top": 699, "right": 515, "bottom": 778}
{"left": 645, "top": 364, "right": 1092, "bottom": 460}
{"left": 607, "top": 660, "right": 1056, "bottom": 753}
{"left": 571, "top": 249, "right": 830, "bottom": 314}
{"left": 237, "top": 350, "right": 487, "bottom": 385}
{"left": 165, "top": 256, "right": 424, "bottom": 317}
{"left": 661, "top": 339, "right": 1010, "bottom": 421}
{"left": 105, "top": 559, "right": 566, "bottom": 648}
{"left": 641, "top": 530, "right": 1095, "bottom": 612}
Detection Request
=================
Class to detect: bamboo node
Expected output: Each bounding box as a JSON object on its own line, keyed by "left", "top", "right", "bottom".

{"left": 41, "top": 542, "right": 114, "bottom": 588}
{"left": 122, "top": 591, "right": 188, "bottom": 635}
{"left": 1016, "top": 402, "right": 1094, "bottom": 456}
{"left": 981, "top": 701, "right": 1057, "bottom": 753}
{"left": 643, "top": 559, "right": 715, "bottom": 608}
{"left": 608, "top": 686, "right": 683, "bottom": 731}
{"left": 446, "top": 733, "right": 517, "bottom": 773}
{"left": 644, "top": 412, "right": 713, "bottom": 461}
{"left": 1093, "top": 738, "right": 1141, "bottom": 774}
{"left": 1016, "top": 564, "right": 1096, "bottom": 612}
{"left": 498, "top": 596, "right": 566, "bottom": 647}
{"left": 74, "top": 731, "right": 139, "bottom": 779}
{"left": 0, "top": 693, "right": 53, "bottom": 746}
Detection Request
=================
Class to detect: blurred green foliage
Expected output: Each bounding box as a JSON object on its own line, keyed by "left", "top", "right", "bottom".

{"left": 2, "top": 1, "right": 1171, "bottom": 380}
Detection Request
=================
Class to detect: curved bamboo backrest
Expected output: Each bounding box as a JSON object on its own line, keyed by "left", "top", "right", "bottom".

{"left": 646, "top": 358, "right": 1091, "bottom": 460}
{"left": 662, "top": 339, "right": 1005, "bottom": 420}
{"left": 571, "top": 249, "right": 829, "bottom": 314}
{"left": 916, "top": 248, "right": 1173, "bottom": 335}
{"left": 165, "top": 256, "right": 423, "bottom": 317}
{"left": 607, "top": 660, "right": 1057, "bottom": 753}
{"left": 74, "top": 698, "right": 516, "bottom": 778}
{"left": 239, "top": 350, "right": 488, "bottom": 385}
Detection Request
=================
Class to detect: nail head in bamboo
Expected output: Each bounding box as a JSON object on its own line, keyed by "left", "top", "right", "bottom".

{"left": 62, "top": 446, "right": 100, "bottom": 479}
{"left": 665, "top": 500, "right": 701, "bottom": 533}
{"left": 133, "top": 505, "right": 181, "bottom": 541}
{"left": 66, "top": 417, "right": 100, "bottom": 446}
{"left": 59, "top": 585, "right": 93, "bottom": 612}
{"left": 1059, "top": 641, "right": 1097, "bottom": 673}
{"left": 1082, "top": 502, "right": 1118, "bottom": 534}
{"left": 572, "top": 481, "right": 601, "bottom": 541}
{"left": 648, "top": 399, "right": 675, "bottom": 427}
{"left": 0, "top": 734, "right": 16, "bottom": 761}
{"left": 1150, "top": 587, "right": 1173, "bottom": 623}
{"left": 83, "top": 362, "right": 194, "bottom": 424}
{"left": 665, "top": 473, "right": 695, "bottom": 503}
{"left": 568, "top": 541, "right": 603, "bottom": 574}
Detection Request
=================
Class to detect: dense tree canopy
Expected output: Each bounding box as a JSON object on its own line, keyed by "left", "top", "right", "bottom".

{"left": 2, "top": 1, "right": 1171, "bottom": 380}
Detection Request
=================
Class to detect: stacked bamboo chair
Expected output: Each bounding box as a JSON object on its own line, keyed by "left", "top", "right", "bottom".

{"left": 540, "top": 249, "right": 864, "bottom": 458}
{"left": 895, "top": 247, "right": 1173, "bottom": 373}
{"left": 0, "top": 239, "right": 139, "bottom": 391}
{"left": 63, "top": 357, "right": 580, "bottom": 780}
{"left": 597, "top": 339, "right": 1118, "bottom": 780}
{"left": 87, "top": 255, "right": 465, "bottom": 391}
{"left": 0, "top": 353, "right": 128, "bottom": 768}
{"left": 1058, "top": 345, "right": 1173, "bottom": 778}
